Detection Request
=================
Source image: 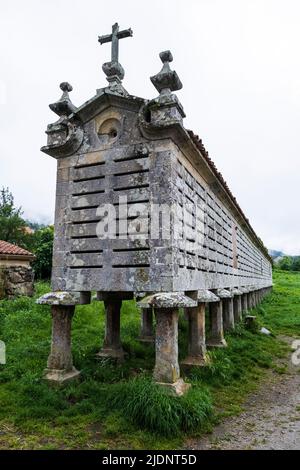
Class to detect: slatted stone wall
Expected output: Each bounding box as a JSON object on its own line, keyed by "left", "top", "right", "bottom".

{"left": 49, "top": 93, "right": 272, "bottom": 294}
{"left": 52, "top": 139, "right": 156, "bottom": 292}
{"left": 172, "top": 150, "right": 271, "bottom": 290}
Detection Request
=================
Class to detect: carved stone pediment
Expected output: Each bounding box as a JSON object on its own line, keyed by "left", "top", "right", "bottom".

{"left": 41, "top": 82, "right": 84, "bottom": 159}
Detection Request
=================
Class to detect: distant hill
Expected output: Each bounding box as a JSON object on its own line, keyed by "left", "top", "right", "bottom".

{"left": 268, "top": 249, "right": 287, "bottom": 264}
{"left": 268, "top": 250, "right": 285, "bottom": 259}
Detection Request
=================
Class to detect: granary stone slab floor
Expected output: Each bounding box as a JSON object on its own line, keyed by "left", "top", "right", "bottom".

{"left": 185, "top": 336, "right": 300, "bottom": 450}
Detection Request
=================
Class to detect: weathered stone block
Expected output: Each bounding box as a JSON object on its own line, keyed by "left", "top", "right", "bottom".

{"left": 1, "top": 266, "right": 34, "bottom": 299}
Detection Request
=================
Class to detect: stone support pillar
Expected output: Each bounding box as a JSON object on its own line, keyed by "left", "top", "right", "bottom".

{"left": 139, "top": 307, "right": 154, "bottom": 342}
{"left": 242, "top": 292, "right": 248, "bottom": 313}
{"left": 233, "top": 295, "right": 242, "bottom": 323}
{"left": 251, "top": 291, "right": 256, "bottom": 308}
{"left": 154, "top": 307, "right": 180, "bottom": 383}
{"left": 37, "top": 291, "right": 91, "bottom": 385}
{"left": 247, "top": 292, "right": 252, "bottom": 310}
{"left": 223, "top": 297, "right": 235, "bottom": 331}
{"left": 97, "top": 298, "right": 124, "bottom": 360}
{"left": 181, "top": 302, "right": 208, "bottom": 366}
{"left": 254, "top": 291, "right": 259, "bottom": 307}
{"left": 44, "top": 305, "right": 80, "bottom": 384}
{"left": 138, "top": 292, "right": 196, "bottom": 395}
{"left": 207, "top": 300, "right": 227, "bottom": 348}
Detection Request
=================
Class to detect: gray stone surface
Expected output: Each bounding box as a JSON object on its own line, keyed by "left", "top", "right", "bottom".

{"left": 139, "top": 307, "right": 154, "bottom": 342}
{"left": 153, "top": 307, "right": 180, "bottom": 383}
{"left": 233, "top": 294, "right": 243, "bottom": 323}
{"left": 242, "top": 292, "right": 249, "bottom": 313}
{"left": 138, "top": 292, "right": 197, "bottom": 309}
{"left": 96, "top": 298, "right": 124, "bottom": 360}
{"left": 197, "top": 289, "right": 219, "bottom": 303}
{"left": 150, "top": 50, "right": 183, "bottom": 95}
{"left": 41, "top": 72, "right": 272, "bottom": 294}
{"left": 216, "top": 288, "right": 232, "bottom": 299}
{"left": 223, "top": 298, "right": 235, "bottom": 331}
{"left": 0, "top": 266, "right": 34, "bottom": 299}
{"left": 182, "top": 303, "right": 209, "bottom": 367}
{"left": 37, "top": 291, "right": 90, "bottom": 306}
{"left": 155, "top": 378, "right": 191, "bottom": 397}
{"left": 230, "top": 287, "right": 243, "bottom": 296}
{"left": 207, "top": 301, "right": 227, "bottom": 348}
{"left": 44, "top": 305, "right": 80, "bottom": 385}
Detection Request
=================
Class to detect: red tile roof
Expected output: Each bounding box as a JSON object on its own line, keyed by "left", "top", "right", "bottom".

{"left": 0, "top": 240, "right": 34, "bottom": 257}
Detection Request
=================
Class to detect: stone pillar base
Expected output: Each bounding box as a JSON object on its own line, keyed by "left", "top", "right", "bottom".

{"left": 43, "top": 367, "right": 80, "bottom": 385}
{"left": 156, "top": 378, "right": 191, "bottom": 397}
{"left": 207, "top": 338, "right": 227, "bottom": 348}
{"left": 96, "top": 347, "right": 125, "bottom": 361}
{"left": 181, "top": 354, "right": 211, "bottom": 367}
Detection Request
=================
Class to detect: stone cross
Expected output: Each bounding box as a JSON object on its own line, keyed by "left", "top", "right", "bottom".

{"left": 98, "top": 23, "right": 133, "bottom": 64}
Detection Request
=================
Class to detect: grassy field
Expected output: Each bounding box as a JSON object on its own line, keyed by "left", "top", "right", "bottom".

{"left": 0, "top": 270, "right": 299, "bottom": 449}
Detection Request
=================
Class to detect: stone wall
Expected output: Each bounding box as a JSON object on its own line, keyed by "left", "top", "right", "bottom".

{"left": 0, "top": 265, "right": 34, "bottom": 299}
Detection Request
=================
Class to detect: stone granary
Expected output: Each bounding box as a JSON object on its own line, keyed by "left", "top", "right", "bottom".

{"left": 38, "top": 23, "right": 272, "bottom": 394}
{"left": 0, "top": 240, "right": 35, "bottom": 299}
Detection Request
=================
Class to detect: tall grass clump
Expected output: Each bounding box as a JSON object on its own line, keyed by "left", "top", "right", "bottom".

{"left": 105, "top": 376, "right": 212, "bottom": 436}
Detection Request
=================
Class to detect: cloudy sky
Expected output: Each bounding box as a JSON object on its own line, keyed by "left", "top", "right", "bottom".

{"left": 0, "top": 0, "right": 299, "bottom": 254}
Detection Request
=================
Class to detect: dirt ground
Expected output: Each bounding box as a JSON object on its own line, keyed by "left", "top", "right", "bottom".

{"left": 186, "top": 337, "right": 300, "bottom": 450}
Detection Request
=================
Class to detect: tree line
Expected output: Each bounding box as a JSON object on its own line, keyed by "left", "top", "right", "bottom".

{"left": 0, "top": 187, "right": 53, "bottom": 279}
{"left": 275, "top": 256, "right": 300, "bottom": 272}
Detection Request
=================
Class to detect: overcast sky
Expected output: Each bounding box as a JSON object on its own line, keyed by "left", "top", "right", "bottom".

{"left": 0, "top": 0, "right": 299, "bottom": 254}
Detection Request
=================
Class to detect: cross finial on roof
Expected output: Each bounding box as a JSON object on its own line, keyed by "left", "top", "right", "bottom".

{"left": 98, "top": 23, "right": 133, "bottom": 90}
{"left": 98, "top": 23, "right": 133, "bottom": 64}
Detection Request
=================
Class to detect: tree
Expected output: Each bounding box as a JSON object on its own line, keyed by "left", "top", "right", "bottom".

{"left": 277, "top": 256, "right": 293, "bottom": 271}
{"left": 0, "top": 187, "right": 54, "bottom": 279}
{"left": 291, "top": 257, "right": 300, "bottom": 272}
{"left": 32, "top": 226, "right": 54, "bottom": 280}
{"left": 0, "top": 187, "right": 27, "bottom": 246}
{"left": 25, "top": 220, "right": 46, "bottom": 231}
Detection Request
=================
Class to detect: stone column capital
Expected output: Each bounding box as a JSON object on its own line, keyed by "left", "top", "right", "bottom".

{"left": 37, "top": 291, "right": 91, "bottom": 306}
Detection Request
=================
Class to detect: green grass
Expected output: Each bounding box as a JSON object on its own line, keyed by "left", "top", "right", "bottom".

{"left": 0, "top": 270, "right": 299, "bottom": 449}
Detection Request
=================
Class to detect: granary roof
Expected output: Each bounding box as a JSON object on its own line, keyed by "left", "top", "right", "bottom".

{"left": 0, "top": 240, "right": 35, "bottom": 260}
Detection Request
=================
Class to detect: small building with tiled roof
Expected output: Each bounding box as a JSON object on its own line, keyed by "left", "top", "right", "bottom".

{"left": 0, "top": 241, "right": 35, "bottom": 299}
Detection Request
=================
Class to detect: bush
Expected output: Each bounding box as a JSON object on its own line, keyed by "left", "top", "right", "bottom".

{"left": 106, "top": 376, "right": 212, "bottom": 436}
{"left": 32, "top": 226, "right": 54, "bottom": 279}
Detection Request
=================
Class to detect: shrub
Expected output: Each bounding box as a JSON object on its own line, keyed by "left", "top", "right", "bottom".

{"left": 105, "top": 376, "right": 212, "bottom": 436}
